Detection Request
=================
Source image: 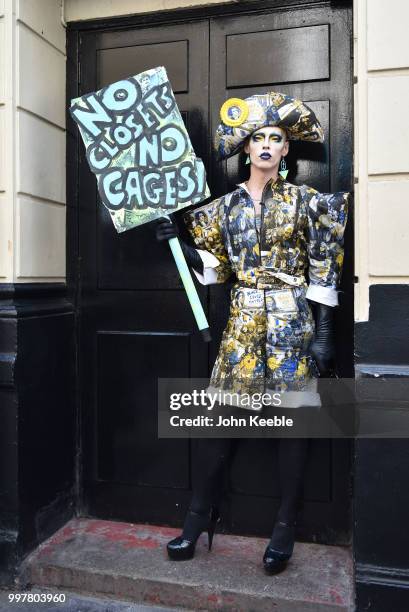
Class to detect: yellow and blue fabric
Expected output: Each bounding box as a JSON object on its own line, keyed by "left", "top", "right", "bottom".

{"left": 215, "top": 91, "right": 324, "bottom": 160}
{"left": 183, "top": 175, "right": 349, "bottom": 398}
{"left": 209, "top": 284, "right": 316, "bottom": 397}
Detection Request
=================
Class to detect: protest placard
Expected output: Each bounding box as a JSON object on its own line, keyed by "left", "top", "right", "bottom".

{"left": 70, "top": 66, "right": 210, "bottom": 232}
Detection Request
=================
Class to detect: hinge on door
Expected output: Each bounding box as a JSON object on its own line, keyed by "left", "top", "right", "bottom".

{"left": 77, "top": 256, "right": 82, "bottom": 284}
{"left": 75, "top": 256, "right": 82, "bottom": 309}
{"left": 349, "top": 469, "right": 354, "bottom": 499}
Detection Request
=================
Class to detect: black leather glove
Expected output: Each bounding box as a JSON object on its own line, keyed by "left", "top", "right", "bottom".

{"left": 309, "top": 302, "right": 335, "bottom": 376}
{"left": 155, "top": 217, "right": 204, "bottom": 275}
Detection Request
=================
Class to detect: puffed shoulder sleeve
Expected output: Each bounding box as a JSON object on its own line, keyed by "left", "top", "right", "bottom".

{"left": 183, "top": 197, "right": 233, "bottom": 285}
{"left": 302, "top": 186, "right": 349, "bottom": 307}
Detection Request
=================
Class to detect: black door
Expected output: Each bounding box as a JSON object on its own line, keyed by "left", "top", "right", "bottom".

{"left": 68, "top": 1, "right": 352, "bottom": 543}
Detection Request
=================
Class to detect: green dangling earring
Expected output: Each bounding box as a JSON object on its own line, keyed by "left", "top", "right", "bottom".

{"left": 279, "top": 157, "right": 289, "bottom": 179}
{"left": 245, "top": 155, "right": 251, "bottom": 165}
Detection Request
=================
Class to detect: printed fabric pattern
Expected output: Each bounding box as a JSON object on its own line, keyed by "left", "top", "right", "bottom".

{"left": 183, "top": 175, "right": 349, "bottom": 396}
{"left": 210, "top": 284, "right": 315, "bottom": 395}
{"left": 215, "top": 91, "right": 324, "bottom": 160}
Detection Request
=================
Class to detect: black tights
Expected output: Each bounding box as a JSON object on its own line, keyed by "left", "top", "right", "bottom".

{"left": 189, "top": 437, "right": 309, "bottom": 527}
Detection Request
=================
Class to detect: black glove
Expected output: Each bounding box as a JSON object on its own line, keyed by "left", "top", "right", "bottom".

{"left": 309, "top": 302, "right": 335, "bottom": 376}
{"left": 155, "top": 217, "right": 204, "bottom": 275}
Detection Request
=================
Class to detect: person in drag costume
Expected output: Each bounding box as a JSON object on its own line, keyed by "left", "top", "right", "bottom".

{"left": 156, "top": 91, "right": 348, "bottom": 574}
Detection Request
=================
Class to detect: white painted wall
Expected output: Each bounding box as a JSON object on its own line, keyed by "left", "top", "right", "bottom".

{"left": 0, "top": 0, "right": 66, "bottom": 283}
{"left": 354, "top": 0, "right": 409, "bottom": 320}
{"left": 0, "top": 0, "right": 14, "bottom": 280}
{"left": 65, "top": 0, "right": 238, "bottom": 22}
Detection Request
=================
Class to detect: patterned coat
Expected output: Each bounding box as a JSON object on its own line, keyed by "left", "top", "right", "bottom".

{"left": 183, "top": 175, "right": 349, "bottom": 399}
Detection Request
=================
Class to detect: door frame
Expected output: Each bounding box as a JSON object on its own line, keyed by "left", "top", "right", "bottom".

{"left": 66, "top": 0, "right": 354, "bottom": 543}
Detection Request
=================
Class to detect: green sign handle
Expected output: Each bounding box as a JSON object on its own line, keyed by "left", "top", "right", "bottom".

{"left": 167, "top": 236, "right": 211, "bottom": 343}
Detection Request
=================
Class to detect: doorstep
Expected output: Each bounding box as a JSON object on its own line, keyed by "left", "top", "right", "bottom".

{"left": 20, "top": 518, "right": 354, "bottom": 612}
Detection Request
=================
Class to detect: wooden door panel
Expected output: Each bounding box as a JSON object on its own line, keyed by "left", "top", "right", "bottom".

{"left": 98, "top": 41, "right": 189, "bottom": 92}
{"left": 97, "top": 331, "right": 191, "bottom": 487}
{"left": 78, "top": 20, "right": 210, "bottom": 519}
{"left": 208, "top": 4, "right": 352, "bottom": 541}
{"left": 96, "top": 25, "right": 207, "bottom": 291}
{"left": 226, "top": 24, "right": 330, "bottom": 87}
{"left": 74, "top": 4, "right": 352, "bottom": 543}
{"left": 209, "top": 5, "right": 352, "bottom": 197}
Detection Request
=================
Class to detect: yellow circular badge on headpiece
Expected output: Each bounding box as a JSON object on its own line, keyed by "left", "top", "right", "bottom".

{"left": 220, "top": 98, "right": 249, "bottom": 127}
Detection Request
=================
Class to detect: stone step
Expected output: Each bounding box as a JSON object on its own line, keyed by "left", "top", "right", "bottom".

{"left": 20, "top": 518, "right": 354, "bottom": 611}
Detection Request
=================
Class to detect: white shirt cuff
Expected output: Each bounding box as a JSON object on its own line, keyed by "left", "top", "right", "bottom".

{"left": 306, "top": 284, "right": 339, "bottom": 307}
{"left": 191, "top": 250, "right": 220, "bottom": 285}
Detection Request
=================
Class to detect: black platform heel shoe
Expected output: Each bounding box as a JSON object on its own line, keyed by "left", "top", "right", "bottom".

{"left": 167, "top": 507, "right": 219, "bottom": 561}
{"left": 263, "top": 521, "right": 296, "bottom": 575}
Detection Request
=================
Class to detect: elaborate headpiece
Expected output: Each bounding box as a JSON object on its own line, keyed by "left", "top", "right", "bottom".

{"left": 215, "top": 91, "right": 324, "bottom": 160}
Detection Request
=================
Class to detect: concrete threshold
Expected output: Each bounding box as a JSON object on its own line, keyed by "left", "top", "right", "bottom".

{"left": 20, "top": 518, "right": 354, "bottom": 611}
